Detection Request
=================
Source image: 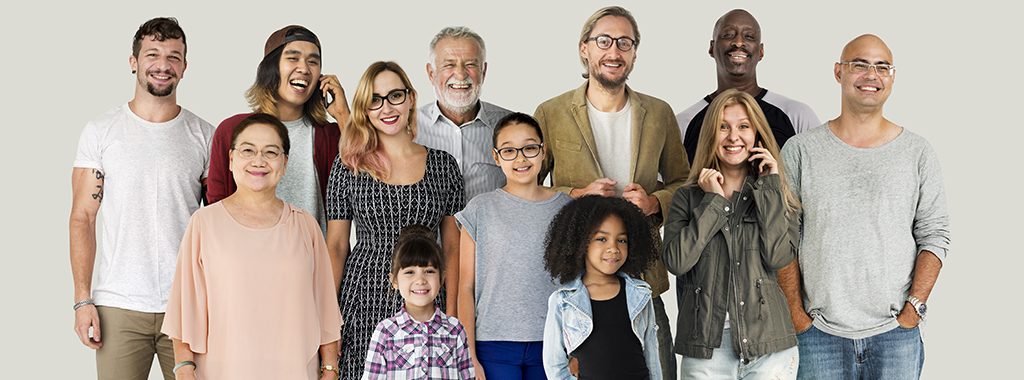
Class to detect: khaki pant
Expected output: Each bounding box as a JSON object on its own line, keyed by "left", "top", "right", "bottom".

{"left": 95, "top": 306, "right": 175, "bottom": 380}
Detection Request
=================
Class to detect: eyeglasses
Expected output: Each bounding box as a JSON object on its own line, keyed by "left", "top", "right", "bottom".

{"left": 838, "top": 61, "right": 895, "bottom": 77}
{"left": 233, "top": 146, "right": 284, "bottom": 161}
{"left": 585, "top": 34, "right": 636, "bottom": 52}
{"left": 369, "top": 88, "right": 410, "bottom": 110}
{"left": 494, "top": 143, "right": 543, "bottom": 161}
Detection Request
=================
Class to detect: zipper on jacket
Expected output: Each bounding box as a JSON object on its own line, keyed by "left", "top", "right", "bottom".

{"left": 756, "top": 279, "right": 766, "bottom": 321}
{"left": 691, "top": 286, "right": 702, "bottom": 337}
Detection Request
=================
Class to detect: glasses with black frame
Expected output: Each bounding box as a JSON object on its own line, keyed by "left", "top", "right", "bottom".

{"left": 584, "top": 34, "right": 636, "bottom": 52}
{"left": 838, "top": 61, "right": 895, "bottom": 77}
{"left": 233, "top": 145, "right": 285, "bottom": 161}
{"left": 494, "top": 143, "right": 544, "bottom": 161}
{"left": 368, "top": 88, "right": 410, "bottom": 111}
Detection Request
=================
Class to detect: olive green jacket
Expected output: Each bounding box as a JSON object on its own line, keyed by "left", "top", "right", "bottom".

{"left": 534, "top": 82, "right": 690, "bottom": 295}
{"left": 663, "top": 174, "right": 799, "bottom": 360}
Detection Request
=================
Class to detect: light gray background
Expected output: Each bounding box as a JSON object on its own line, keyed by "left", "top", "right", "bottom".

{"left": 3, "top": 0, "right": 1016, "bottom": 378}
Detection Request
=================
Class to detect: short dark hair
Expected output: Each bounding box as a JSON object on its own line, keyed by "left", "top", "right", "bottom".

{"left": 230, "top": 113, "right": 291, "bottom": 155}
{"left": 391, "top": 225, "right": 445, "bottom": 278}
{"left": 543, "top": 195, "right": 659, "bottom": 284}
{"left": 132, "top": 17, "right": 186, "bottom": 58}
{"left": 492, "top": 112, "right": 544, "bottom": 148}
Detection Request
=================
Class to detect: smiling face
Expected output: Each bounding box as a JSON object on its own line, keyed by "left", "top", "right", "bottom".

{"left": 229, "top": 123, "right": 288, "bottom": 193}
{"left": 391, "top": 265, "right": 441, "bottom": 315}
{"left": 275, "top": 41, "right": 322, "bottom": 117}
{"left": 428, "top": 37, "right": 486, "bottom": 116}
{"left": 368, "top": 70, "right": 414, "bottom": 136}
{"left": 836, "top": 35, "right": 895, "bottom": 112}
{"left": 710, "top": 10, "right": 763, "bottom": 78}
{"left": 130, "top": 36, "right": 186, "bottom": 97}
{"left": 493, "top": 122, "right": 544, "bottom": 186}
{"left": 584, "top": 215, "right": 629, "bottom": 280}
{"left": 716, "top": 104, "right": 757, "bottom": 172}
{"left": 580, "top": 15, "right": 637, "bottom": 90}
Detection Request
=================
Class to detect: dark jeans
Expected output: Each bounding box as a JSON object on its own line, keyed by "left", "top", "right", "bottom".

{"left": 476, "top": 341, "right": 546, "bottom": 380}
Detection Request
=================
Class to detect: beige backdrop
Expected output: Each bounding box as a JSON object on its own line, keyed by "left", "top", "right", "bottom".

{"left": 2, "top": 0, "right": 1016, "bottom": 378}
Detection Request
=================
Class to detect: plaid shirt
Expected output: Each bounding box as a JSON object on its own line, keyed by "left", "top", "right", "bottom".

{"left": 362, "top": 306, "right": 475, "bottom": 379}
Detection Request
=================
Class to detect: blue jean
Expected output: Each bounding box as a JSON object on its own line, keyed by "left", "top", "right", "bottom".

{"left": 476, "top": 341, "right": 546, "bottom": 380}
{"left": 679, "top": 327, "right": 799, "bottom": 379}
{"left": 796, "top": 325, "right": 924, "bottom": 380}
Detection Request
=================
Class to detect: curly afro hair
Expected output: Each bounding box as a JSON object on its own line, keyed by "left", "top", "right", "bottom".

{"left": 543, "top": 195, "right": 660, "bottom": 284}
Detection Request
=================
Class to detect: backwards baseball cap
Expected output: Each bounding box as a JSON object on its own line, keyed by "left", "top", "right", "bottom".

{"left": 264, "top": 25, "right": 321, "bottom": 58}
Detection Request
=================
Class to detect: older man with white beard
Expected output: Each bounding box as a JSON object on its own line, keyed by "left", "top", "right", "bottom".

{"left": 416, "top": 26, "right": 513, "bottom": 201}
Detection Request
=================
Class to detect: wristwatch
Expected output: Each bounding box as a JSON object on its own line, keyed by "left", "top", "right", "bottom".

{"left": 321, "top": 364, "right": 340, "bottom": 377}
{"left": 906, "top": 295, "right": 927, "bottom": 320}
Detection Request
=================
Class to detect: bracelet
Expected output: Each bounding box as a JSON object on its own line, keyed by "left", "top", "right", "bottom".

{"left": 73, "top": 298, "right": 95, "bottom": 311}
{"left": 321, "top": 364, "right": 340, "bottom": 376}
{"left": 173, "top": 360, "right": 196, "bottom": 373}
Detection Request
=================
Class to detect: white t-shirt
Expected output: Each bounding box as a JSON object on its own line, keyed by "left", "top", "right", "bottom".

{"left": 73, "top": 103, "right": 214, "bottom": 313}
{"left": 587, "top": 99, "right": 633, "bottom": 194}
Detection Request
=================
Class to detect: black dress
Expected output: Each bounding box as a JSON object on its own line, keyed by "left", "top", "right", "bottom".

{"left": 326, "top": 148, "right": 465, "bottom": 379}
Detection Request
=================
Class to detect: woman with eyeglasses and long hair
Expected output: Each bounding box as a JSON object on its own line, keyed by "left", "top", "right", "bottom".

{"left": 324, "top": 61, "right": 464, "bottom": 379}
{"left": 455, "top": 113, "right": 571, "bottom": 379}
{"left": 162, "top": 113, "right": 342, "bottom": 380}
{"left": 662, "top": 89, "right": 801, "bottom": 379}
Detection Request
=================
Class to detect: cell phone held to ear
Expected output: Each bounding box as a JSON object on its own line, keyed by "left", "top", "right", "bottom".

{"left": 750, "top": 135, "right": 764, "bottom": 174}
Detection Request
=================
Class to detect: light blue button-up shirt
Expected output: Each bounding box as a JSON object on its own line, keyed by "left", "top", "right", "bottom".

{"left": 415, "top": 100, "right": 512, "bottom": 201}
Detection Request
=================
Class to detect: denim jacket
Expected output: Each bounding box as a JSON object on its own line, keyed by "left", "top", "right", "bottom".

{"left": 542, "top": 272, "right": 662, "bottom": 380}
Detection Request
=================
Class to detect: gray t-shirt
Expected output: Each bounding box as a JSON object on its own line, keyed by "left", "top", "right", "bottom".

{"left": 277, "top": 118, "right": 326, "bottom": 234}
{"left": 73, "top": 103, "right": 214, "bottom": 312}
{"left": 454, "top": 189, "right": 571, "bottom": 341}
{"left": 781, "top": 124, "right": 950, "bottom": 339}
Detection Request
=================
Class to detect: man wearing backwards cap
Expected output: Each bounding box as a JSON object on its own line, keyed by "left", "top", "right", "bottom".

{"left": 206, "top": 25, "right": 348, "bottom": 234}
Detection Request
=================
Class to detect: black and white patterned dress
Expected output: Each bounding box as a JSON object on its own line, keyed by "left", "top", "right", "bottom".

{"left": 326, "top": 148, "right": 465, "bottom": 379}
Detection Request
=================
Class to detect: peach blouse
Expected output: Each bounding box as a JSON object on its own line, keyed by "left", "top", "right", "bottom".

{"left": 162, "top": 202, "right": 342, "bottom": 379}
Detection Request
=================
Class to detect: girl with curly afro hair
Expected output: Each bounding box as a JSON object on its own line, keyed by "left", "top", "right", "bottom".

{"left": 541, "top": 195, "right": 663, "bottom": 380}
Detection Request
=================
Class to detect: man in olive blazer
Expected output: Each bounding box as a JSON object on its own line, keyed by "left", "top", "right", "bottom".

{"left": 534, "top": 6, "right": 689, "bottom": 380}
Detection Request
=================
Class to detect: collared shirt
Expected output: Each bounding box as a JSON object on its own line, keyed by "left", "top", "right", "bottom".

{"left": 416, "top": 100, "right": 512, "bottom": 201}
{"left": 362, "top": 306, "right": 475, "bottom": 379}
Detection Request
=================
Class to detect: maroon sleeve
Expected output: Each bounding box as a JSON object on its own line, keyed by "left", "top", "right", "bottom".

{"left": 314, "top": 122, "right": 341, "bottom": 204}
{"left": 206, "top": 113, "right": 252, "bottom": 204}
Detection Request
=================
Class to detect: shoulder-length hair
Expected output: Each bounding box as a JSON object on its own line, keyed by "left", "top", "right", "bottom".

{"left": 244, "top": 43, "right": 328, "bottom": 126}
{"left": 686, "top": 89, "right": 800, "bottom": 212}
{"left": 340, "top": 61, "right": 418, "bottom": 180}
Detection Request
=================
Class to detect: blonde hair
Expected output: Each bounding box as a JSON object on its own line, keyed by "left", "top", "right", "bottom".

{"left": 686, "top": 89, "right": 800, "bottom": 212}
{"left": 340, "top": 61, "right": 418, "bottom": 180}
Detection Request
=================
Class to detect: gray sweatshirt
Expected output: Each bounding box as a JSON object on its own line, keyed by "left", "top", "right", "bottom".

{"left": 781, "top": 124, "right": 950, "bottom": 339}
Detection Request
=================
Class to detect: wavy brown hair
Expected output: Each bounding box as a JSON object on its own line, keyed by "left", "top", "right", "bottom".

{"left": 340, "top": 61, "right": 418, "bottom": 180}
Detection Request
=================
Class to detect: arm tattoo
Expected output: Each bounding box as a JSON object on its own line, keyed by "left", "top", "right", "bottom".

{"left": 91, "top": 169, "right": 104, "bottom": 203}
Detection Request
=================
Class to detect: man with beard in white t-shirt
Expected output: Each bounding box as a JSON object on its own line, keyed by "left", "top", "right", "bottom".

{"left": 69, "top": 17, "right": 215, "bottom": 380}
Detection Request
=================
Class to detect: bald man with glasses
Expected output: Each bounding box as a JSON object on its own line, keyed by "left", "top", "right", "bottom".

{"left": 781, "top": 34, "right": 950, "bottom": 380}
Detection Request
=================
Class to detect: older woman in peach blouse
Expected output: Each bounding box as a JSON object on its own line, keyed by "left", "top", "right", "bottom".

{"left": 162, "top": 113, "right": 342, "bottom": 380}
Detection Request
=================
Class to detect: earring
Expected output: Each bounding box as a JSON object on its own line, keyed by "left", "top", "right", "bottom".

{"left": 131, "top": 70, "right": 136, "bottom": 74}
{"left": 406, "top": 124, "right": 412, "bottom": 134}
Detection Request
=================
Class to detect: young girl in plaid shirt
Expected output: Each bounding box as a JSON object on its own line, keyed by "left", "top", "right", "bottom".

{"left": 361, "top": 225, "right": 475, "bottom": 379}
